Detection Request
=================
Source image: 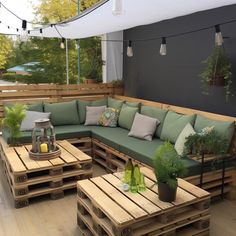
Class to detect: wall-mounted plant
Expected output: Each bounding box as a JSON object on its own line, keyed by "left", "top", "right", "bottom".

{"left": 200, "top": 46, "right": 233, "bottom": 102}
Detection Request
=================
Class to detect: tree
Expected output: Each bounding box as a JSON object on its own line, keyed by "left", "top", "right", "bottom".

{"left": 0, "top": 36, "right": 13, "bottom": 70}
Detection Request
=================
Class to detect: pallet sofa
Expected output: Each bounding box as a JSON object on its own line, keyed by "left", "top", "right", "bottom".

{"left": 1, "top": 86, "right": 236, "bottom": 198}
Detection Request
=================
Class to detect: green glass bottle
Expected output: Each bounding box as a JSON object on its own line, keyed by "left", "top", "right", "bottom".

{"left": 138, "top": 173, "right": 146, "bottom": 192}
{"left": 130, "top": 171, "right": 138, "bottom": 193}
{"left": 133, "top": 164, "right": 141, "bottom": 185}
{"left": 124, "top": 158, "right": 133, "bottom": 184}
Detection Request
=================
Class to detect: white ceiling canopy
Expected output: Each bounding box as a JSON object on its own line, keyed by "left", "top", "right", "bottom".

{"left": 29, "top": 0, "right": 236, "bottom": 39}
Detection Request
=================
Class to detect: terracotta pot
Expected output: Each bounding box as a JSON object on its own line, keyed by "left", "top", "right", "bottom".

{"left": 84, "top": 79, "right": 97, "bottom": 84}
{"left": 209, "top": 76, "right": 225, "bottom": 86}
{"left": 158, "top": 182, "right": 177, "bottom": 202}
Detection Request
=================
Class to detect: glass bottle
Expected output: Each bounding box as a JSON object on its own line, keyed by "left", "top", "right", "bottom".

{"left": 138, "top": 173, "right": 146, "bottom": 192}
{"left": 133, "top": 164, "right": 141, "bottom": 186}
{"left": 124, "top": 158, "right": 133, "bottom": 185}
{"left": 130, "top": 171, "right": 138, "bottom": 193}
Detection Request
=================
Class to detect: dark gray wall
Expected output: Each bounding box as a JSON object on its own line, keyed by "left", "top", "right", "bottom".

{"left": 123, "top": 5, "right": 236, "bottom": 116}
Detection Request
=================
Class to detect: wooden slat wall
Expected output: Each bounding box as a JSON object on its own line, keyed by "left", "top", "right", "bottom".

{"left": 0, "top": 83, "right": 123, "bottom": 119}
{"left": 114, "top": 95, "right": 236, "bottom": 154}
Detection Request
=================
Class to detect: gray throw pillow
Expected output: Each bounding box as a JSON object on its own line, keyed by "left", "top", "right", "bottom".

{"left": 20, "top": 111, "right": 51, "bottom": 131}
{"left": 128, "top": 113, "right": 160, "bottom": 141}
{"left": 84, "top": 106, "right": 107, "bottom": 126}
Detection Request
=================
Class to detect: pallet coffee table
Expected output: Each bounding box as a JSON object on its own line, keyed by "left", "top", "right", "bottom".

{"left": 77, "top": 166, "right": 211, "bottom": 236}
{"left": 0, "top": 139, "right": 92, "bottom": 208}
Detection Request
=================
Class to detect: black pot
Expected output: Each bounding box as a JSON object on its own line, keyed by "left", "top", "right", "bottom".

{"left": 158, "top": 182, "right": 177, "bottom": 202}
{"left": 209, "top": 76, "right": 225, "bottom": 86}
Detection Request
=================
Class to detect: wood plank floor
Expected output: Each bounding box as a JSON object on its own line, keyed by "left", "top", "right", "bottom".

{"left": 0, "top": 161, "right": 236, "bottom": 236}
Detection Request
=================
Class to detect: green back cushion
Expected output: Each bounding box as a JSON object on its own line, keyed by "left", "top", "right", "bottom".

{"left": 28, "top": 102, "right": 44, "bottom": 112}
{"left": 141, "top": 105, "right": 168, "bottom": 137}
{"left": 194, "top": 115, "right": 235, "bottom": 150}
{"left": 45, "top": 100, "right": 79, "bottom": 126}
{"left": 160, "top": 111, "right": 196, "bottom": 143}
{"left": 125, "top": 101, "right": 140, "bottom": 108}
{"left": 118, "top": 104, "right": 138, "bottom": 130}
{"left": 77, "top": 98, "right": 107, "bottom": 124}
{"left": 108, "top": 97, "right": 124, "bottom": 111}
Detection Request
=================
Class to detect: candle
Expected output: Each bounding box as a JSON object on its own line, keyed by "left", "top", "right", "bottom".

{"left": 40, "top": 143, "right": 48, "bottom": 153}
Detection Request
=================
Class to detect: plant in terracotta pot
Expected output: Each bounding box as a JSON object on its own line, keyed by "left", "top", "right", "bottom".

{"left": 200, "top": 46, "right": 233, "bottom": 102}
{"left": 1, "top": 104, "right": 27, "bottom": 146}
{"left": 153, "top": 141, "right": 186, "bottom": 202}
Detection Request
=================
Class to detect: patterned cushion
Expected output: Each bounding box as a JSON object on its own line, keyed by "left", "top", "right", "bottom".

{"left": 98, "top": 108, "right": 119, "bottom": 127}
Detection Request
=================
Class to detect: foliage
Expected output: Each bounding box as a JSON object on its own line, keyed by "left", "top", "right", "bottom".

{"left": 153, "top": 142, "right": 186, "bottom": 188}
{"left": 111, "top": 79, "right": 124, "bottom": 86}
{"left": 200, "top": 46, "right": 233, "bottom": 102}
{"left": 2, "top": 104, "right": 27, "bottom": 145}
{"left": 184, "top": 128, "right": 228, "bottom": 156}
{"left": 0, "top": 36, "right": 13, "bottom": 70}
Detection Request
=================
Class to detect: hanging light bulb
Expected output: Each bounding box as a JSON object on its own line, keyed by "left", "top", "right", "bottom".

{"left": 20, "top": 20, "right": 29, "bottom": 42}
{"left": 160, "top": 37, "right": 167, "bottom": 56}
{"left": 40, "top": 29, "right": 43, "bottom": 40}
{"left": 112, "top": 0, "right": 124, "bottom": 15}
{"left": 60, "top": 38, "right": 65, "bottom": 49}
{"left": 215, "top": 25, "right": 223, "bottom": 46}
{"left": 127, "top": 40, "right": 133, "bottom": 57}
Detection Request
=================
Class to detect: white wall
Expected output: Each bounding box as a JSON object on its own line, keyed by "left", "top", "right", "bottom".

{"left": 102, "top": 31, "right": 123, "bottom": 83}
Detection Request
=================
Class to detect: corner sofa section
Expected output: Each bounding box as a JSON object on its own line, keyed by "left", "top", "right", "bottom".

{"left": 2, "top": 97, "right": 235, "bottom": 181}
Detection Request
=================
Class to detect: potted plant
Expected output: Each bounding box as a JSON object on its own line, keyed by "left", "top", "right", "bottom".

{"left": 1, "top": 104, "right": 26, "bottom": 146}
{"left": 184, "top": 127, "right": 228, "bottom": 156}
{"left": 200, "top": 46, "right": 233, "bottom": 102}
{"left": 153, "top": 141, "right": 186, "bottom": 202}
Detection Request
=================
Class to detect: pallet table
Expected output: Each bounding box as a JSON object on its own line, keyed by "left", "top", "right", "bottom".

{"left": 0, "top": 139, "right": 92, "bottom": 208}
{"left": 77, "top": 166, "right": 211, "bottom": 236}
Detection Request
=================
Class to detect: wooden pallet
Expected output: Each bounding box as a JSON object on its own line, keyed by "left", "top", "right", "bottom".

{"left": 0, "top": 140, "right": 92, "bottom": 208}
{"left": 69, "top": 137, "right": 92, "bottom": 155}
{"left": 77, "top": 167, "right": 210, "bottom": 236}
{"left": 92, "top": 138, "right": 235, "bottom": 198}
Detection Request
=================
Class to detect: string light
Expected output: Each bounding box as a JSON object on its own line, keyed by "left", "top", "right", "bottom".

{"left": 127, "top": 40, "right": 133, "bottom": 57}
{"left": 215, "top": 24, "right": 223, "bottom": 46}
{"left": 112, "top": 0, "right": 124, "bottom": 15}
{"left": 160, "top": 37, "right": 167, "bottom": 56}
{"left": 60, "top": 38, "right": 65, "bottom": 49}
{"left": 20, "top": 20, "right": 29, "bottom": 42}
{"left": 40, "top": 28, "right": 43, "bottom": 39}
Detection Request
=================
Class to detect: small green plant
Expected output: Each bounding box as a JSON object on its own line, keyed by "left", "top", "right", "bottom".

{"left": 111, "top": 79, "right": 124, "bottom": 86}
{"left": 2, "top": 104, "right": 27, "bottom": 145}
{"left": 184, "top": 129, "right": 228, "bottom": 156}
{"left": 153, "top": 142, "right": 186, "bottom": 188}
{"left": 200, "top": 46, "right": 233, "bottom": 102}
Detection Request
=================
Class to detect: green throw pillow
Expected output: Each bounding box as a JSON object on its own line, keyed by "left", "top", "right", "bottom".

{"left": 98, "top": 108, "right": 119, "bottom": 127}
{"left": 45, "top": 100, "right": 79, "bottom": 126}
{"left": 108, "top": 97, "right": 124, "bottom": 111}
{"left": 118, "top": 104, "right": 138, "bottom": 130}
{"left": 141, "top": 105, "right": 168, "bottom": 138}
{"left": 77, "top": 98, "right": 107, "bottom": 124}
{"left": 160, "top": 111, "right": 196, "bottom": 143}
{"left": 194, "top": 115, "right": 235, "bottom": 150}
{"left": 28, "top": 102, "right": 44, "bottom": 112}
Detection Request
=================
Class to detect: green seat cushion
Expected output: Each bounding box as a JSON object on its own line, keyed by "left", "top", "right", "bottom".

{"left": 91, "top": 126, "right": 127, "bottom": 151}
{"left": 180, "top": 157, "right": 201, "bottom": 177}
{"left": 194, "top": 115, "right": 235, "bottom": 150}
{"left": 118, "top": 104, "right": 138, "bottom": 130}
{"left": 28, "top": 102, "right": 44, "bottom": 112}
{"left": 45, "top": 101, "right": 79, "bottom": 126}
{"left": 160, "top": 111, "right": 196, "bottom": 143}
{"left": 2, "top": 125, "right": 92, "bottom": 144}
{"left": 141, "top": 105, "right": 168, "bottom": 137}
{"left": 119, "top": 136, "right": 165, "bottom": 166}
{"left": 108, "top": 97, "right": 124, "bottom": 111}
{"left": 78, "top": 98, "right": 107, "bottom": 124}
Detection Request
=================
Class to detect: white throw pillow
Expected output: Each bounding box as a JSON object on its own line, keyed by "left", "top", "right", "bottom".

{"left": 20, "top": 111, "right": 51, "bottom": 131}
{"left": 128, "top": 113, "right": 160, "bottom": 141}
{"left": 175, "top": 123, "right": 196, "bottom": 156}
{"left": 84, "top": 106, "right": 107, "bottom": 125}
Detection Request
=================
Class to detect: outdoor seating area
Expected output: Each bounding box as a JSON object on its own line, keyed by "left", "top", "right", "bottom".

{"left": 1, "top": 0, "right": 236, "bottom": 236}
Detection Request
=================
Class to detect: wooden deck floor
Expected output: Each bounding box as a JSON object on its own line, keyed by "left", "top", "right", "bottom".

{"left": 0, "top": 162, "right": 236, "bottom": 236}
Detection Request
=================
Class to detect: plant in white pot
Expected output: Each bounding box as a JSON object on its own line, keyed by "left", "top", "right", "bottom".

{"left": 153, "top": 141, "right": 187, "bottom": 202}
